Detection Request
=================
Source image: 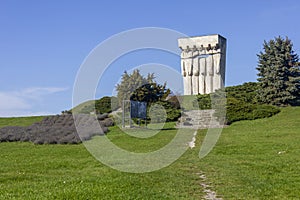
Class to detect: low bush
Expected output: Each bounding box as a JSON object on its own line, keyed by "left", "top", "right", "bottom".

{"left": 225, "top": 82, "right": 259, "bottom": 104}
{"left": 73, "top": 96, "right": 119, "bottom": 114}
{"left": 217, "top": 98, "right": 280, "bottom": 124}
{"left": 95, "top": 96, "right": 118, "bottom": 114}
{"left": 193, "top": 94, "right": 211, "bottom": 109}
{"left": 252, "top": 104, "right": 281, "bottom": 119}
{"left": 139, "top": 100, "right": 181, "bottom": 123}
{"left": 193, "top": 82, "right": 280, "bottom": 124}
{"left": 167, "top": 95, "right": 181, "bottom": 109}
{"left": 0, "top": 114, "right": 114, "bottom": 144}
{"left": 156, "top": 100, "right": 181, "bottom": 122}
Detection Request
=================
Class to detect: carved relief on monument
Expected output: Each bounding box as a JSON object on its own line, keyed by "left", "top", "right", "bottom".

{"left": 192, "top": 46, "right": 200, "bottom": 94}
{"left": 205, "top": 45, "right": 214, "bottom": 94}
{"left": 178, "top": 34, "right": 226, "bottom": 95}
{"left": 213, "top": 43, "right": 221, "bottom": 91}
{"left": 180, "top": 47, "right": 193, "bottom": 95}
{"left": 199, "top": 45, "right": 206, "bottom": 94}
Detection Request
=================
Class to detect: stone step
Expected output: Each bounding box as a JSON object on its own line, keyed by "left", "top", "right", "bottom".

{"left": 177, "top": 109, "right": 222, "bottom": 129}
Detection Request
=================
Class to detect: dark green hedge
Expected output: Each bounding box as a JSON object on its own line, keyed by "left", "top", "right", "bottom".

{"left": 78, "top": 96, "right": 119, "bottom": 114}
{"left": 134, "top": 100, "right": 181, "bottom": 123}
{"left": 221, "top": 98, "right": 280, "bottom": 124}
{"left": 193, "top": 82, "right": 281, "bottom": 124}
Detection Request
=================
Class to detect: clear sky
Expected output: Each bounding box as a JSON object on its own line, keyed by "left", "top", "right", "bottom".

{"left": 1, "top": 0, "right": 300, "bottom": 117}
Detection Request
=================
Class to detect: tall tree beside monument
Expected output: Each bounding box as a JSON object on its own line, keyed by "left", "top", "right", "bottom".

{"left": 116, "top": 70, "right": 180, "bottom": 124}
{"left": 256, "top": 36, "right": 300, "bottom": 106}
{"left": 116, "top": 69, "right": 170, "bottom": 105}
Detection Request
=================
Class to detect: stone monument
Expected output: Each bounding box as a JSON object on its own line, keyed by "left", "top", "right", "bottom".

{"left": 178, "top": 34, "right": 226, "bottom": 95}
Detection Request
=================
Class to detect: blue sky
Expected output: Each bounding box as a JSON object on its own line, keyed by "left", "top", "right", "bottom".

{"left": 1, "top": 0, "right": 300, "bottom": 117}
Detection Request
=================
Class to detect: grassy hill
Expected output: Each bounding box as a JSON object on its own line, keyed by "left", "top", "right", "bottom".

{"left": 0, "top": 107, "right": 299, "bottom": 199}
{"left": 0, "top": 116, "right": 44, "bottom": 128}
{"left": 71, "top": 96, "right": 119, "bottom": 114}
{"left": 71, "top": 100, "right": 95, "bottom": 113}
{"left": 197, "top": 106, "right": 300, "bottom": 199}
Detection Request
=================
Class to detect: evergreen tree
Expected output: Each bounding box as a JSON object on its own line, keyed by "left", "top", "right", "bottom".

{"left": 256, "top": 36, "right": 300, "bottom": 106}
{"left": 130, "top": 82, "right": 170, "bottom": 103}
{"left": 116, "top": 70, "right": 168, "bottom": 105}
{"left": 116, "top": 70, "right": 146, "bottom": 105}
{"left": 116, "top": 70, "right": 179, "bottom": 122}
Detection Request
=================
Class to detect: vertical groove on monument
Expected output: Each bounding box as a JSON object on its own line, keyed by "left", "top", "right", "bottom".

{"left": 177, "top": 35, "right": 226, "bottom": 129}
{"left": 191, "top": 46, "right": 199, "bottom": 95}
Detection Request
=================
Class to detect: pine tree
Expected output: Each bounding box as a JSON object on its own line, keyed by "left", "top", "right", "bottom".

{"left": 256, "top": 36, "right": 300, "bottom": 106}
{"left": 130, "top": 82, "right": 170, "bottom": 103}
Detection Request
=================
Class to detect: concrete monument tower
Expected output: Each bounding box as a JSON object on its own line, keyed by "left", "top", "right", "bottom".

{"left": 178, "top": 34, "right": 226, "bottom": 95}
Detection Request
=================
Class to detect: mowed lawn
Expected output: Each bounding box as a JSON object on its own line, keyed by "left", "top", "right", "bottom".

{"left": 0, "top": 107, "right": 300, "bottom": 199}
{"left": 0, "top": 116, "right": 44, "bottom": 128}
{"left": 0, "top": 121, "right": 203, "bottom": 199}
{"left": 198, "top": 106, "right": 300, "bottom": 199}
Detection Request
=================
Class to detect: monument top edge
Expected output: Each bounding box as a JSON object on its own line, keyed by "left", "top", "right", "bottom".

{"left": 178, "top": 34, "right": 226, "bottom": 40}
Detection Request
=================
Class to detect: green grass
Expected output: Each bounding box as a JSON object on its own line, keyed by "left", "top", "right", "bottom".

{"left": 0, "top": 120, "right": 203, "bottom": 199}
{"left": 0, "top": 107, "right": 300, "bottom": 199}
{"left": 0, "top": 142, "right": 204, "bottom": 199}
{"left": 197, "top": 106, "right": 300, "bottom": 199}
{"left": 72, "top": 100, "right": 95, "bottom": 113}
{"left": 0, "top": 116, "right": 44, "bottom": 128}
{"left": 106, "top": 123, "right": 178, "bottom": 152}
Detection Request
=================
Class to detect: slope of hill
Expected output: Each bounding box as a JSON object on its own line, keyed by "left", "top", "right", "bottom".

{"left": 197, "top": 106, "right": 300, "bottom": 198}
{"left": 0, "top": 107, "right": 299, "bottom": 199}
{"left": 71, "top": 100, "right": 95, "bottom": 113}
{"left": 0, "top": 116, "right": 44, "bottom": 128}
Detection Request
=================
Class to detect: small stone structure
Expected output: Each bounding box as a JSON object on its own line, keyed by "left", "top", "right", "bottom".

{"left": 178, "top": 34, "right": 226, "bottom": 95}
{"left": 177, "top": 110, "right": 223, "bottom": 129}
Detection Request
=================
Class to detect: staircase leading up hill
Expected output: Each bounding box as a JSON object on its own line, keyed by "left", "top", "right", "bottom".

{"left": 177, "top": 109, "right": 224, "bottom": 129}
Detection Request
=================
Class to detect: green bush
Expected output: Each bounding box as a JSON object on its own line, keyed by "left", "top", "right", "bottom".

{"left": 252, "top": 104, "right": 281, "bottom": 119}
{"left": 95, "top": 96, "right": 118, "bottom": 114}
{"left": 193, "top": 94, "right": 211, "bottom": 109}
{"left": 223, "top": 98, "right": 280, "bottom": 124}
{"left": 193, "top": 82, "right": 281, "bottom": 124}
{"left": 78, "top": 96, "right": 119, "bottom": 114}
{"left": 132, "top": 100, "right": 181, "bottom": 124}
{"left": 225, "top": 82, "right": 259, "bottom": 104}
{"left": 167, "top": 95, "right": 181, "bottom": 109}
{"left": 160, "top": 100, "right": 181, "bottom": 122}
{"left": 224, "top": 98, "right": 255, "bottom": 124}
